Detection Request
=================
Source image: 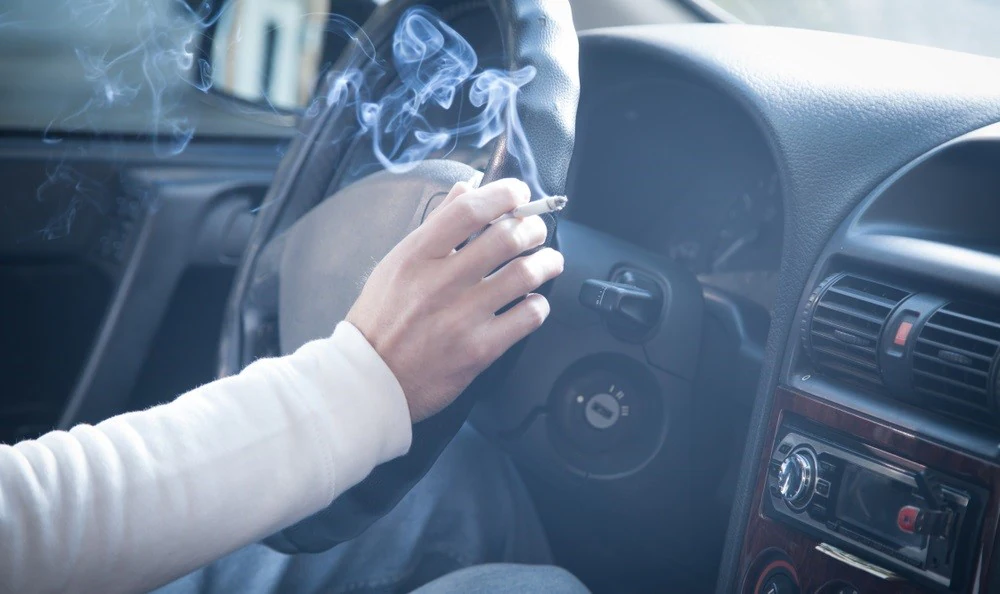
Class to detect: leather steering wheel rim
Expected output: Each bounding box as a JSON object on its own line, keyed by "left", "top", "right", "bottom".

{"left": 218, "top": 0, "right": 579, "bottom": 553}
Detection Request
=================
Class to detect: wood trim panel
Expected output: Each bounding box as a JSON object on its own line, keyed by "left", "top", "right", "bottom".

{"left": 738, "top": 387, "right": 1000, "bottom": 593}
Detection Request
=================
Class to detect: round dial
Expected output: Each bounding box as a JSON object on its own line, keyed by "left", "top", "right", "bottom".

{"left": 777, "top": 451, "right": 815, "bottom": 508}
{"left": 760, "top": 573, "right": 800, "bottom": 594}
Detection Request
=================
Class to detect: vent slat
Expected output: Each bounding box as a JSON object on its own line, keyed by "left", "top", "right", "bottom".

{"left": 811, "top": 331, "right": 877, "bottom": 355}
{"left": 914, "top": 338, "right": 994, "bottom": 364}
{"left": 936, "top": 309, "right": 1000, "bottom": 333}
{"left": 812, "top": 345, "right": 880, "bottom": 371}
{"left": 922, "top": 322, "right": 1000, "bottom": 348}
{"left": 913, "top": 352, "right": 990, "bottom": 378}
{"left": 815, "top": 302, "right": 885, "bottom": 326}
{"left": 813, "top": 359, "right": 882, "bottom": 385}
{"left": 812, "top": 317, "right": 880, "bottom": 341}
{"left": 826, "top": 286, "right": 899, "bottom": 310}
{"left": 913, "top": 303, "right": 1000, "bottom": 415}
{"left": 806, "top": 274, "right": 911, "bottom": 392}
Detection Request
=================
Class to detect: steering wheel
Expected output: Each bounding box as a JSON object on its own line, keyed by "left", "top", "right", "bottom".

{"left": 218, "top": 0, "right": 579, "bottom": 553}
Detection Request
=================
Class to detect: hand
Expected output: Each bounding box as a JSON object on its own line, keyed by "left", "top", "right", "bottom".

{"left": 346, "top": 178, "right": 564, "bottom": 422}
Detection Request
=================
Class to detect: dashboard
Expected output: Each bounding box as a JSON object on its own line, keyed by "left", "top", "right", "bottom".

{"left": 566, "top": 74, "right": 782, "bottom": 310}
{"left": 557, "top": 23, "right": 1000, "bottom": 594}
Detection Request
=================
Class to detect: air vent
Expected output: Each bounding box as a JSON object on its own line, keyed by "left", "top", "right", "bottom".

{"left": 805, "top": 274, "right": 910, "bottom": 390}
{"left": 913, "top": 302, "right": 1000, "bottom": 412}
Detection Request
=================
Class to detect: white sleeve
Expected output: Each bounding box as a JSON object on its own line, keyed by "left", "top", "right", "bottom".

{"left": 0, "top": 321, "right": 412, "bottom": 594}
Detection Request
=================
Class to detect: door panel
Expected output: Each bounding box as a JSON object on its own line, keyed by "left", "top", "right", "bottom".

{"left": 0, "top": 136, "right": 286, "bottom": 440}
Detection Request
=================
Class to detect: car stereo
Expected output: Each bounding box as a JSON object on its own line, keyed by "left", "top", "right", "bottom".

{"left": 764, "top": 418, "right": 988, "bottom": 590}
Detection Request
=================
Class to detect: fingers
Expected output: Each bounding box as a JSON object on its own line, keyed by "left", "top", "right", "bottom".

{"left": 414, "top": 178, "right": 531, "bottom": 258}
{"left": 452, "top": 214, "right": 549, "bottom": 280}
{"left": 426, "top": 180, "right": 473, "bottom": 220}
{"left": 475, "top": 248, "right": 564, "bottom": 312}
{"left": 479, "top": 293, "right": 551, "bottom": 361}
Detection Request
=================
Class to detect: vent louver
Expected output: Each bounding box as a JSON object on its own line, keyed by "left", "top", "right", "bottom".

{"left": 806, "top": 274, "right": 910, "bottom": 390}
{"left": 913, "top": 302, "right": 1000, "bottom": 412}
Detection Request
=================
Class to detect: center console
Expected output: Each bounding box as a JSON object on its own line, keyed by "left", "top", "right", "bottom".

{"left": 739, "top": 387, "right": 1000, "bottom": 594}
{"left": 737, "top": 126, "right": 1000, "bottom": 593}
{"left": 768, "top": 419, "right": 986, "bottom": 590}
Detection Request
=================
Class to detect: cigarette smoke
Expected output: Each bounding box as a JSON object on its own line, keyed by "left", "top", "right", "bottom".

{"left": 320, "top": 6, "right": 538, "bottom": 184}
{"left": 13, "top": 0, "right": 543, "bottom": 239}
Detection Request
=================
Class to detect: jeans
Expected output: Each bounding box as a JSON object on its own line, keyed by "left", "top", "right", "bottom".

{"left": 154, "top": 426, "right": 584, "bottom": 594}
{"left": 412, "top": 565, "right": 587, "bottom": 594}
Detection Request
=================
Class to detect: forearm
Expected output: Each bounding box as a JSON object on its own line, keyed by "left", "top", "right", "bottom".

{"left": 0, "top": 322, "right": 411, "bottom": 594}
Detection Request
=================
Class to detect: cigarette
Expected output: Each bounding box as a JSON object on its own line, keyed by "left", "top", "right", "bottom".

{"left": 491, "top": 196, "right": 568, "bottom": 224}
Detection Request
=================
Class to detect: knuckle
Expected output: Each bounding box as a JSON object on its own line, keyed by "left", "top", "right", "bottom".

{"left": 513, "top": 257, "right": 543, "bottom": 289}
{"left": 523, "top": 295, "right": 550, "bottom": 328}
{"left": 538, "top": 248, "right": 564, "bottom": 278}
{"left": 454, "top": 197, "right": 481, "bottom": 226}
{"left": 547, "top": 248, "right": 566, "bottom": 274}
{"left": 498, "top": 220, "right": 526, "bottom": 253}
{"left": 495, "top": 178, "right": 530, "bottom": 208}
{"left": 524, "top": 216, "right": 548, "bottom": 246}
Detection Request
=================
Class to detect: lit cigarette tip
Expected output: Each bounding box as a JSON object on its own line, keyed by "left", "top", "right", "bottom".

{"left": 549, "top": 195, "right": 568, "bottom": 211}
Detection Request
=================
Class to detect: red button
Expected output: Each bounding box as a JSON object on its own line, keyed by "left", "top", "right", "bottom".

{"left": 897, "top": 505, "right": 920, "bottom": 533}
{"left": 894, "top": 321, "right": 914, "bottom": 346}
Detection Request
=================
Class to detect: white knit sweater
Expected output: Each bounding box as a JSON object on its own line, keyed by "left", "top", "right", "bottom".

{"left": 0, "top": 322, "right": 412, "bottom": 594}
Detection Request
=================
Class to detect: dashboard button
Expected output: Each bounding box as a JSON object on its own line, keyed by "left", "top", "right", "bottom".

{"left": 894, "top": 321, "right": 914, "bottom": 346}
{"left": 897, "top": 505, "right": 919, "bottom": 534}
{"left": 815, "top": 479, "right": 831, "bottom": 497}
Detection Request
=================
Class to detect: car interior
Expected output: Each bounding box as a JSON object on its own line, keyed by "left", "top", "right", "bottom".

{"left": 5, "top": 0, "right": 1000, "bottom": 592}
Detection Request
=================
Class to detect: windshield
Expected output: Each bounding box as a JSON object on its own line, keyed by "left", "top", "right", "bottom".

{"left": 704, "top": 0, "right": 1000, "bottom": 59}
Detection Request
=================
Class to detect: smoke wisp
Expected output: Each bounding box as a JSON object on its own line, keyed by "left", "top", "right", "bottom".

{"left": 319, "top": 6, "right": 539, "bottom": 186}
{"left": 16, "top": 0, "right": 544, "bottom": 239}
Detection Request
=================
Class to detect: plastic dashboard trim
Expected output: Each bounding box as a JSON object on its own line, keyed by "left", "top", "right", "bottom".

{"left": 784, "top": 123, "right": 1000, "bottom": 465}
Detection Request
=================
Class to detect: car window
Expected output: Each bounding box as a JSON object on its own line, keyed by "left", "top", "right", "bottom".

{"left": 704, "top": 0, "right": 1000, "bottom": 59}
{"left": 0, "top": 0, "right": 329, "bottom": 141}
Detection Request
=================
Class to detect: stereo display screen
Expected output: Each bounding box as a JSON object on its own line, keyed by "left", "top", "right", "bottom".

{"left": 836, "top": 465, "right": 928, "bottom": 557}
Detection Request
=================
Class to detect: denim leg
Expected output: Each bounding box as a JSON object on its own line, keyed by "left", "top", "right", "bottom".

{"left": 154, "top": 425, "right": 551, "bottom": 594}
{"left": 410, "top": 564, "right": 589, "bottom": 594}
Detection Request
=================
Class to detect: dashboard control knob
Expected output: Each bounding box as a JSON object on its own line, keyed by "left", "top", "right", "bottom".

{"left": 778, "top": 451, "right": 815, "bottom": 507}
